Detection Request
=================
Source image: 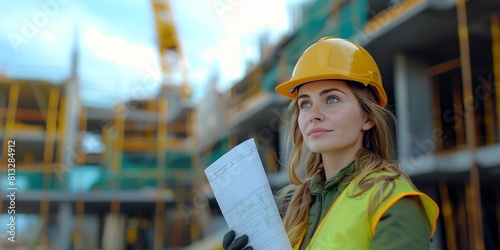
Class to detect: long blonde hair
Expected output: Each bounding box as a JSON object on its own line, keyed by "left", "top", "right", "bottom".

{"left": 278, "top": 81, "right": 416, "bottom": 246}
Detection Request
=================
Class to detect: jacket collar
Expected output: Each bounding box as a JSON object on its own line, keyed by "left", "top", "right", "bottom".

{"left": 309, "top": 161, "right": 356, "bottom": 194}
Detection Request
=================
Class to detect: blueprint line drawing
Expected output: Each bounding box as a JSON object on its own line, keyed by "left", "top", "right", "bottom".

{"left": 226, "top": 186, "right": 280, "bottom": 237}
{"left": 205, "top": 138, "right": 292, "bottom": 250}
{"left": 206, "top": 146, "right": 256, "bottom": 190}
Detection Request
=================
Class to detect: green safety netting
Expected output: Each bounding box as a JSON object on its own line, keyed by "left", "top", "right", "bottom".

{"left": 89, "top": 175, "right": 157, "bottom": 191}
{"left": 90, "top": 150, "right": 194, "bottom": 191}
{"left": 339, "top": 0, "right": 368, "bottom": 38}
{"left": 121, "top": 151, "right": 192, "bottom": 170}
{"left": 12, "top": 172, "right": 61, "bottom": 191}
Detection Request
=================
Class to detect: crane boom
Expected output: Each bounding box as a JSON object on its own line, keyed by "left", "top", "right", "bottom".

{"left": 151, "top": 0, "right": 190, "bottom": 98}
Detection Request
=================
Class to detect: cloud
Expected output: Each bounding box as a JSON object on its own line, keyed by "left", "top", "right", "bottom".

{"left": 83, "top": 28, "right": 160, "bottom": 77}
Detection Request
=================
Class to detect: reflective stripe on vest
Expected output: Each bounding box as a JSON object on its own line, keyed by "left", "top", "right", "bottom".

{"left": 293, "top": 172, "right": 439, "bottom": 249}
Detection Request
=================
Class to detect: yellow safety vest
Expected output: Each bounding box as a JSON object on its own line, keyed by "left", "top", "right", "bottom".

{"left": 293, "top": 172, "right": 439, "bottom": 249}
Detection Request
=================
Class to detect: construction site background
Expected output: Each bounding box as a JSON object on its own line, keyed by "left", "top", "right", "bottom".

{"left": 1, "top": 0, "right": 500, "bottom": 249}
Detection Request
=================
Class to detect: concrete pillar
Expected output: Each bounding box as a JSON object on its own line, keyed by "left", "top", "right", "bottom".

{"left": 57, "top": 202, "right": 73, "bottom": 250}
{"left": 78, "top": 214, "right": 100, "bottom": 250}
{"left": 394, "top": 53, "right": 434, "bottom": 174}
{"left": 59, "top": 45, "right": 81, "bottom": 190}
{"left": 394, "top": 53, "right": 412, "bottom": 160}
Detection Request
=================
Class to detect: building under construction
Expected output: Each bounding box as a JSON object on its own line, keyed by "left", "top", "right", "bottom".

{"left": 1, "top": 0, "right": 500, "bottom": 249}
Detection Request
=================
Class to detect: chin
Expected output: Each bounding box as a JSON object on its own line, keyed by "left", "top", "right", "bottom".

{"left": 305, "top": 142, "right": 336, "bottom": 153}
{"left": 305, "top": 138, "right": 359, "bottom": 154}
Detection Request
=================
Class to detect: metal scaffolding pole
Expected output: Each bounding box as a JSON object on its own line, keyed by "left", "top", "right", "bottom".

{"left": 492, "top": 13, "right": 500, "bottom": 142}
{"left": 456, "top": 0, "right": 484, "bottom": 249}
{"left": 155, "top": 96, "right": 168, "bottom": 250}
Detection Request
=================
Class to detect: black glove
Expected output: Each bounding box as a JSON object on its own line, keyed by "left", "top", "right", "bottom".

{"left": 222, "top": 230, "right": 253, "bottom": 250}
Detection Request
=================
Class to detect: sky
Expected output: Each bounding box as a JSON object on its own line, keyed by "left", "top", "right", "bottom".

{"left": 0, "top": 0, "right": 302, "bottom": 108}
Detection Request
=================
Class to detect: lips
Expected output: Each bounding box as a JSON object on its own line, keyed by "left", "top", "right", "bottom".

{"left": 307, "top": 128, "right": 332, "bottom": 136}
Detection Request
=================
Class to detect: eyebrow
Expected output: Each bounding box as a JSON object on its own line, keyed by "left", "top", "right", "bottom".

{"left": 297, "top": 88, "right": 347, "bottom": 100}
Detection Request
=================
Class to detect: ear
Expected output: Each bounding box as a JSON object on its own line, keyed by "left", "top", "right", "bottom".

{"left": 361, "top": 117, "right": 374, "bottom": 131}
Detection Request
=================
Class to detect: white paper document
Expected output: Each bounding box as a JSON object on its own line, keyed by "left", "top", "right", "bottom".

{"left": 205, "top": 138, "right": 292, "bottom": 250}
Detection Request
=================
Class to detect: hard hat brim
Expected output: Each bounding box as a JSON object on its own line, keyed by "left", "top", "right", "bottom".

{"left": 275, "top": 74, "right": 387, "bottom": 107}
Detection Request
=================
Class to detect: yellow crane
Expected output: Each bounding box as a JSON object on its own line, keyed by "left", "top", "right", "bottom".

{"left": 151, "top": 0, "right": 191, "bottom": 98}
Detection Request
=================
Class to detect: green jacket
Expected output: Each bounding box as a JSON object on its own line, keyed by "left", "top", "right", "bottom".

{"left": 299, "top": 161, "right": 432, "bottom": 250}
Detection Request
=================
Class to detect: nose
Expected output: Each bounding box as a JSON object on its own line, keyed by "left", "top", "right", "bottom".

{"left": 308, "top": 104, "right": 324, "bottom": 122}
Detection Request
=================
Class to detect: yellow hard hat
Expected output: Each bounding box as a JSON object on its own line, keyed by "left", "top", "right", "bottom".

{"left": 275, "top": 36, "right": 387, "bottom": 107}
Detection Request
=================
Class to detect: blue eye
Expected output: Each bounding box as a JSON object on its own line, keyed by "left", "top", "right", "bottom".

{"left": 327, "top": 96, "right": 339, "bottom": 104}
{"left": 299, "top": 101, "right": 311, "bottom": 109}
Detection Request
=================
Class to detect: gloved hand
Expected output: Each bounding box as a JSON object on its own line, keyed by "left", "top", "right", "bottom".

{"left": 222, "top": 230, "right": 253, "bottom": 250}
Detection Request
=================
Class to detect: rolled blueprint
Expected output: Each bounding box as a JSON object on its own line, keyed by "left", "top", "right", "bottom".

{"left": 205, "top": 138, "right": 292, "bottom": 250}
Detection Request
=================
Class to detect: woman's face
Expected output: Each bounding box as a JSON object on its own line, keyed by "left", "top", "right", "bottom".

{"left": 297, "top": 80, "right": 373, "bottom": 154}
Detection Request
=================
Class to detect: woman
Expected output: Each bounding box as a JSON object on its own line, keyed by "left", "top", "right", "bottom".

{"left": 223, "top": 37, "right": 439, "bottom": 250}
